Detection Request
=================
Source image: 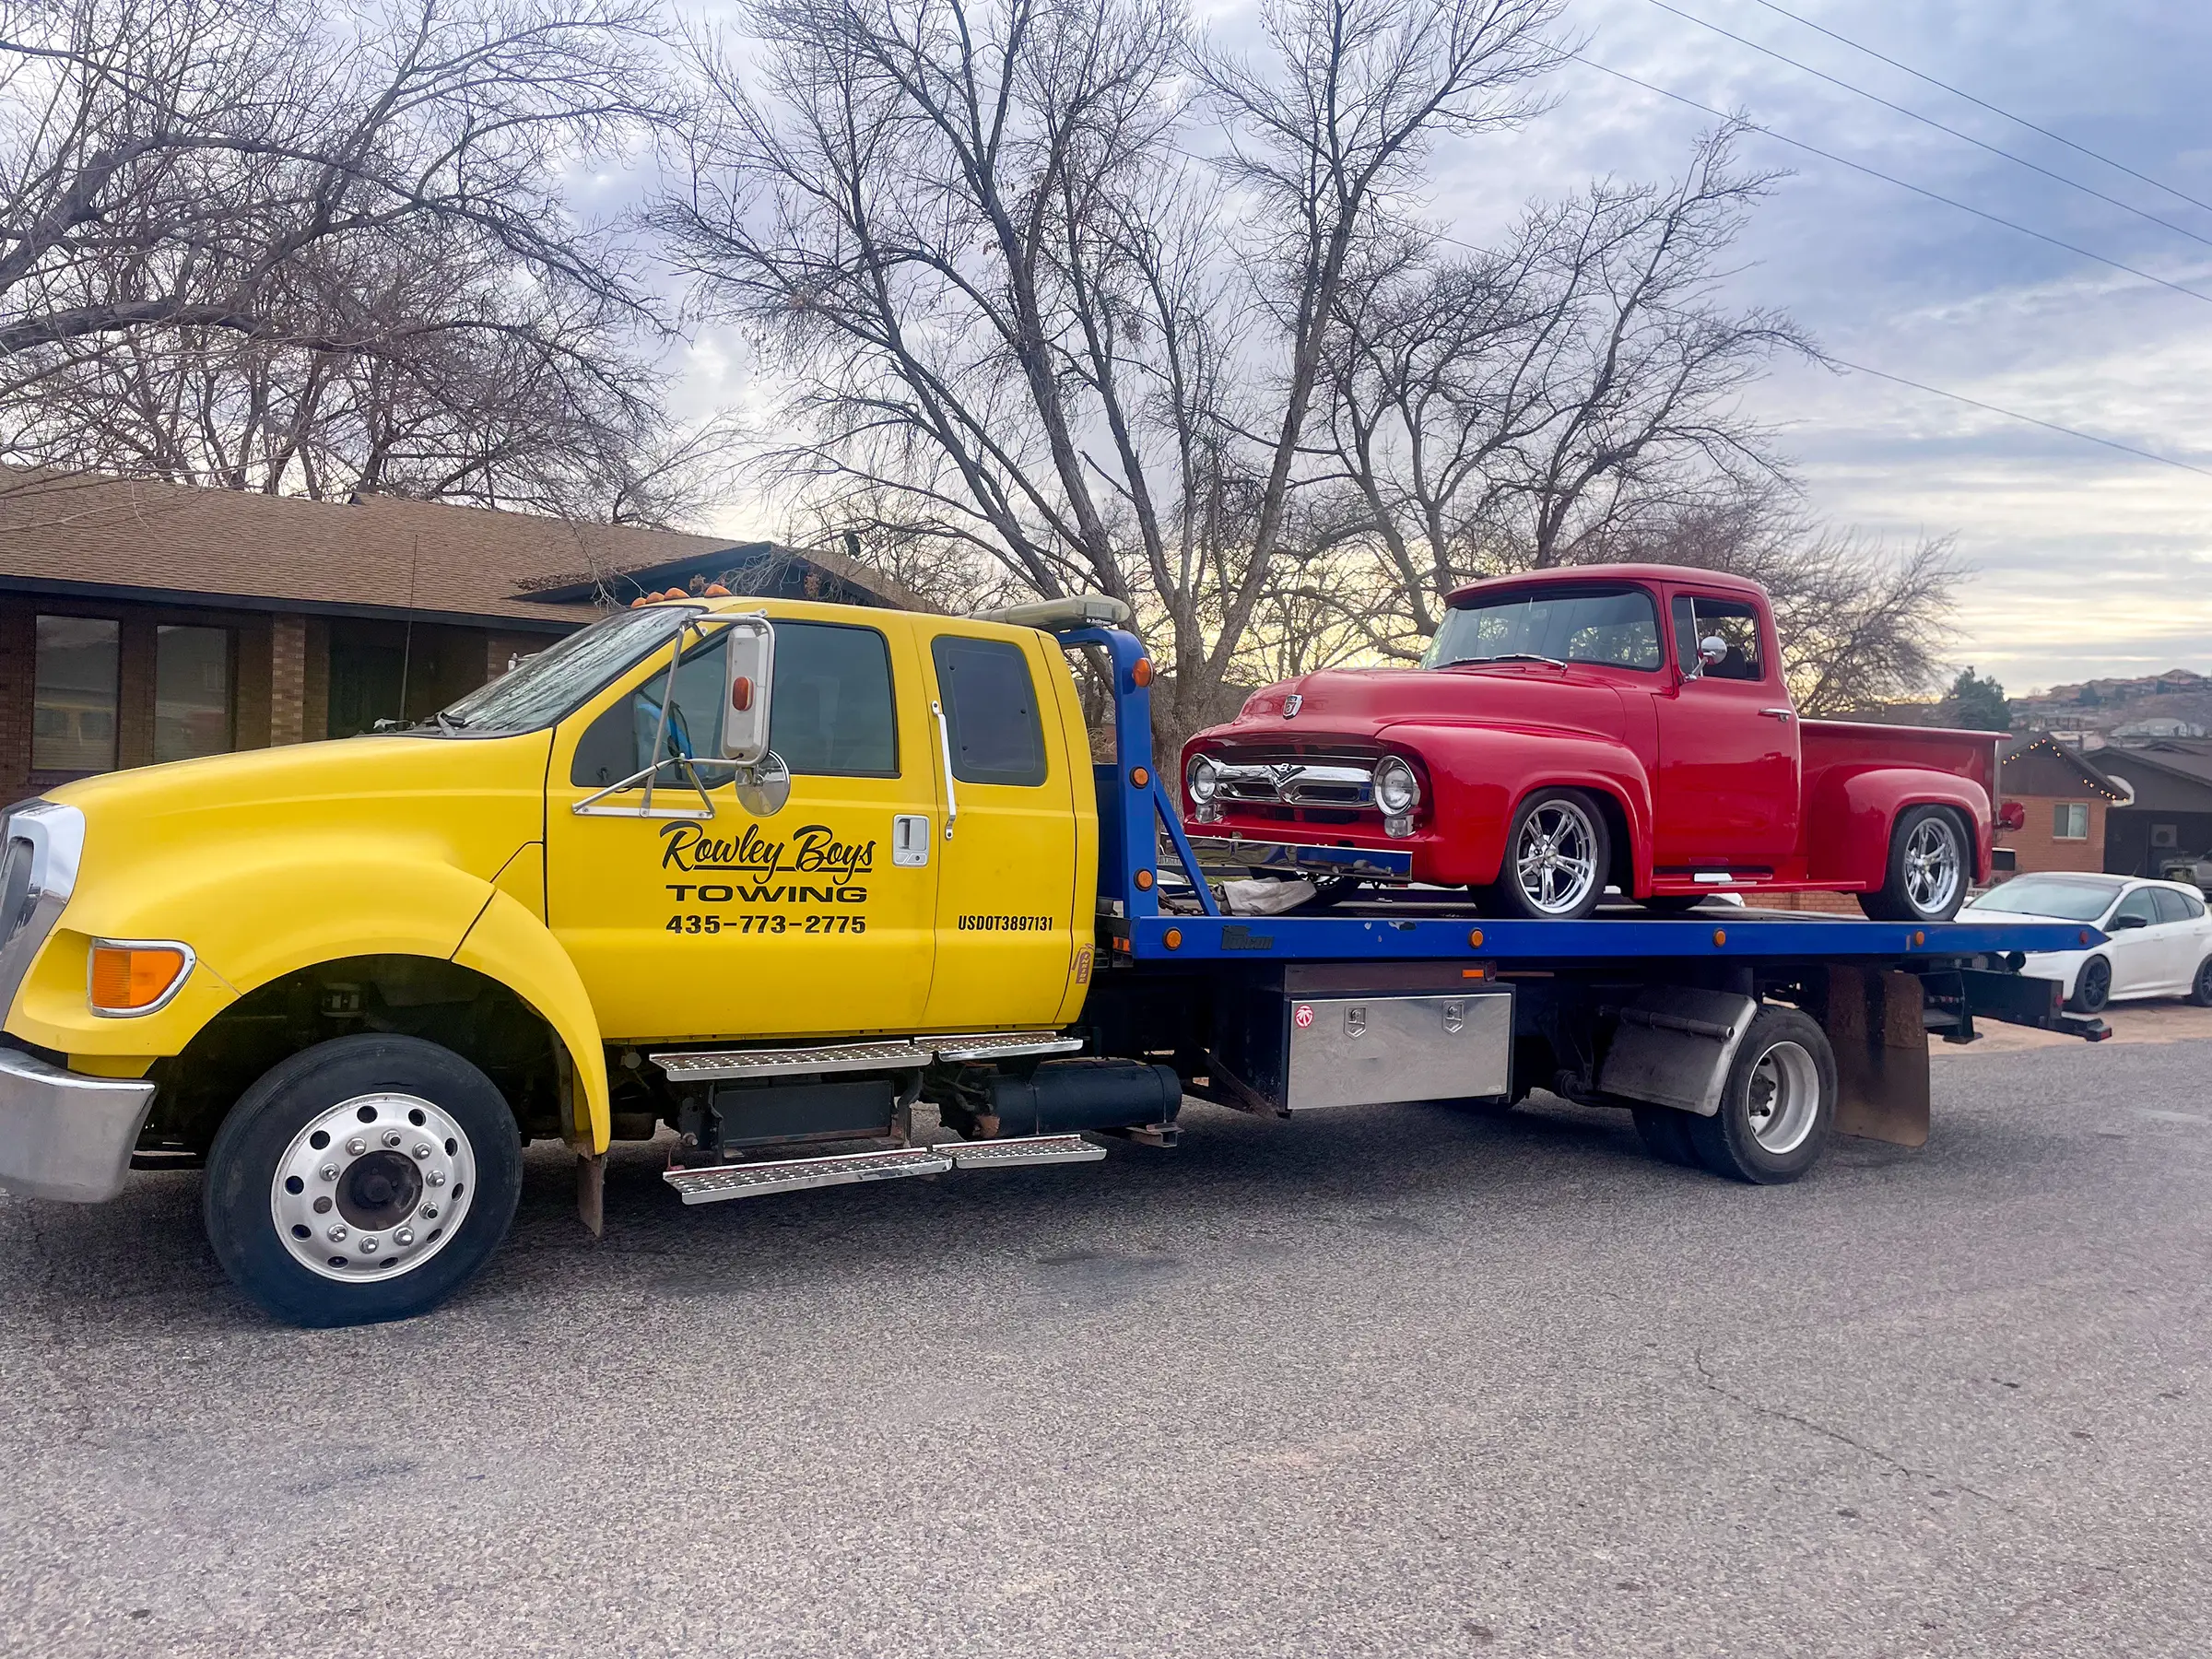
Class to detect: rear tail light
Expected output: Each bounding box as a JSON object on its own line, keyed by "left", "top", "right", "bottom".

{"left": 88, "top": 940, "right": 193, "bottom": 1015}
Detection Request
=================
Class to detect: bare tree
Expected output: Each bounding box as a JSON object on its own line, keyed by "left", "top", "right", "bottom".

{"left": 1321, "top": 125, "right": 1808, "bottom": 655}
{"left": 657, "top": 0, "right": 1563, "bottom": 746}
{"left": 0, "top": 0, "right": 674, "bottom": 511}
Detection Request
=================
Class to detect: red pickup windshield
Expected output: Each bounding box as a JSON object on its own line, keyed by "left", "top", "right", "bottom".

{"left": 1421, "top": 585, "right": 1664, "bottom": 672}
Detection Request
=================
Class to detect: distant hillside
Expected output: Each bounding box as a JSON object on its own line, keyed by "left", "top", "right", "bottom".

{"left": 2010, "top": 668, "right": 2212, "bottom": 739}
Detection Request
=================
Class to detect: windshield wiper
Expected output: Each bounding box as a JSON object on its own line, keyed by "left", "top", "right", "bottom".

{"left": 434, "top": 711, "right": 468, "bottom": 735}
{"left": 1458, "top": 652, "right": 1566, "bottom": 669}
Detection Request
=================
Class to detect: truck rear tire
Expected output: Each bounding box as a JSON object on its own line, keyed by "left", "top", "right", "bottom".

{"left": 1684, "top": 1006, "right": 1837, "bottom": 1184}
{"left": 1857, "top": 805, "right": 1970, "bottom": 924}
{"left": 203, "top": 1034, "right": 524, "bottom": 1328}
{"left": 1485, "top": 788, "right": 1610, "bottom": 920}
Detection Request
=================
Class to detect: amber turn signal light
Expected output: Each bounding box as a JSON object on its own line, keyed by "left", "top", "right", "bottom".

{"left": 89, "top": 942, "right": 190, "bottom": 1014}
{"left": 731, "top": 675, "right": 754, "bottom": 712}
{"left": 1131, "top": 658, "right": 1154, "bottom": 688}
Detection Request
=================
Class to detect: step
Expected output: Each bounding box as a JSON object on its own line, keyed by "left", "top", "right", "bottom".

{"left": 930, "top": 1033, "right": 1087, "bottom": 1064}
{"left": 943, "top": 1133, "right": 1108, "bottom": 1170}
{"left": 664, "top": 1145, "right": 951, "bottom": 1205}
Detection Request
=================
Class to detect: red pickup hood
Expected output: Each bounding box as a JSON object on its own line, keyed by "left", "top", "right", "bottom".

{"left": 1214, "top": 664, "right": 1629, "bottom": 746}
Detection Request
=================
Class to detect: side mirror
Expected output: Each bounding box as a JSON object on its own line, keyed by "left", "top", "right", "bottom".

{"left": 2110, "top": 912, "right": 2148, "bottom": 931}
{"left": 1700, "top": 635, "right": 1728, "bottom": 668}
{"left": 1996, "top": 800, "right": 2027, "bottom": 832}
{"left": 721, "top": 615, "right": 775, "bottom": 765}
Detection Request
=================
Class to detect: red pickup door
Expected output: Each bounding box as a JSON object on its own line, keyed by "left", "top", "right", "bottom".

{"left": 1180, "top": 564, "right": 2003, "bottom": 922}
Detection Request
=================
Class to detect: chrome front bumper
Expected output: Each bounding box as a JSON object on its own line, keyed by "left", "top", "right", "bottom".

{"left": 0, "top": 1046, "right": 157, "bottom": 1203}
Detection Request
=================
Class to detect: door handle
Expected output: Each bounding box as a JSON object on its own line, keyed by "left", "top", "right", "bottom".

{"left": 1759, "top": 708, "right": 1795, "bottom": 722}
{"left": 930, "top": 700, "right": 959, "bottom": 840}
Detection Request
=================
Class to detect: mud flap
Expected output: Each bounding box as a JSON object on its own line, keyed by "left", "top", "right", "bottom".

{"left": 1818, "top": 967, "right": 1929, "bottom": 1148}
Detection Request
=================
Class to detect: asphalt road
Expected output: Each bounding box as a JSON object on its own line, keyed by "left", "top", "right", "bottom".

{"left": 3, "top": 1035, "right": 2208, "bottom": 1658}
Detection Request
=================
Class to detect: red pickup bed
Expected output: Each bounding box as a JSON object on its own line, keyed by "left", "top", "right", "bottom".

{"left": 1181, "top": 565, "right": 2001, "bottom": 922}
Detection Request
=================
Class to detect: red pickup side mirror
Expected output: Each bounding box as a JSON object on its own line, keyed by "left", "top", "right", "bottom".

{"left": 1996, "top": 800, "right": 2027, "bottom": 833}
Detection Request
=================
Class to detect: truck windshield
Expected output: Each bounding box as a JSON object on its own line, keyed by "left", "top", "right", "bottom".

{"left": 1963, "top": 876, "right": 2123, "bottom": 922}
{"left": 433, "top": 606, "right": 701, "bottom": 735}
{"left": 1423, "top": 586, "right": 1662, "bottom": 672}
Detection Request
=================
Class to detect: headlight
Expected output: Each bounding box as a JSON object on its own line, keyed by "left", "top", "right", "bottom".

{"left": 1186, "top": 754, "right": 1220, "bottom": 805}
{"left": 1373, "top": 755, "right": 1419, "bottom": 816}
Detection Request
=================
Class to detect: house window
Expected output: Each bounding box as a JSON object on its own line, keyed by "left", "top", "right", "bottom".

{"left": 33, "top": 615, "right": 119, "bottom": 772}
{"left": 2053, "top": 803, "right": 2090, "bottom": 840}
{"left": 154, "top": 625, "right": 233, "bottom": 762}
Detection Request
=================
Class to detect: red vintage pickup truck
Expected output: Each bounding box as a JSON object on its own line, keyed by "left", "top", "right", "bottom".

{"left": 1181, "top": 565, "right": 2006, "bottom": 922}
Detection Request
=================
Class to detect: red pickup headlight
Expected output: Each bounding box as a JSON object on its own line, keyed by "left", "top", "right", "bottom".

{"left": 1373, "top": 756, "right": 1421, "bottom": 817}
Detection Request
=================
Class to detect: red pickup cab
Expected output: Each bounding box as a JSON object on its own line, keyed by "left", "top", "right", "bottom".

{"left": 1180, "top": 565, "right": 2003, "bottom": 922}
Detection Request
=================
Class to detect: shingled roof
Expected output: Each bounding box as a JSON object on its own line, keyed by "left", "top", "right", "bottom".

{"left": 0, "top": 467, "right": 920, "bottom": 629}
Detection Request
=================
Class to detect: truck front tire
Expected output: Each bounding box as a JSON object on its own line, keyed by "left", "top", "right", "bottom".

{"left": 1486, "top": 788, "right": 1610, "bottom": 920}
{"left": 1683, "top": 1006, "right": 1837, "bottom": 1184}
{"left": 204, "top": 1034, "right": 524, "bottom": 1328}
{"left": 1859, "top": 805, "right": 1970, "bottom": 924}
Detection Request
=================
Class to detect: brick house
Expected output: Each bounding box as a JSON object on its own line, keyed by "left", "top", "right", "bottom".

{"left": 1993, "top": 735, "right": 2131, "bottom": 877}
{"left": 0, "top": 468, "right": 915, "bottom": 803}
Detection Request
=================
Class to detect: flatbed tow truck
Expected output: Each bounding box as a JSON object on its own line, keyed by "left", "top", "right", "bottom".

{"left": 0, "top": 595, "right": 2108, "bottom": 1326}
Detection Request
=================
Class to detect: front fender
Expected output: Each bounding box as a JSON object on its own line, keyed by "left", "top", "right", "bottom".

{"left": 1386, "top": 724, "right": 1655, "bottom": 889}
{"left": 453, "top": 889, "right": 611, "bottom": 1154}
{"left": 1806, "top": 767, "right": 1994, "bottom": 888}
{"left": 10, "top": 853, "right": 501, "bottom": 1059}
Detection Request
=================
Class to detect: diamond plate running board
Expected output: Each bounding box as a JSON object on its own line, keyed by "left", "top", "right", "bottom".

{"left": 943, "top": 1133, "right": 1106, "bottom": 1170}
{"left": 651, "top": 1030, "right": 1081, "bottom": 1082}
{"left": 665, "top": 1145, "right": 953, "bottom": 1205}
{"left": 663, "top": 1135, "right": 1107, "bottom": 1205}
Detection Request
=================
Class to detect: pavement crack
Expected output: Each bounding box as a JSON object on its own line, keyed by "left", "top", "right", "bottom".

{"left": 1689, "top": 1348, "right": 2009, "bottom": 1509}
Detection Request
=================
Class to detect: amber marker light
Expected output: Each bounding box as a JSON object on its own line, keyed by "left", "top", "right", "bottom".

{"left": 1468, "top": 928, "right": 1484, "bottom": 948}
{"left": 1130, "top": 658, "right": 1154, "bottom": 688}
{"left": 1712, "top": 929, "right": 1727, "bottom": 947}
{"left": 1163, "top": 927, "right": 1182, "bottom": 949}
{"left": 1135, "top": 869, "right": 1156, "bottom": 890}
{"left": 1131, "top": 766, "right": 1150, "bottom": 788}
{"left": 88, "top": 940, "right": 193, "bottom": 1016}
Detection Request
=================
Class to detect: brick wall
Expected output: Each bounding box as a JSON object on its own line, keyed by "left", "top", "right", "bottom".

{"left": 268, "top": 614, "right": 307, "bottom": 745}
{"left": 1996, "top": 794, "right": 2107, "bottom": 876}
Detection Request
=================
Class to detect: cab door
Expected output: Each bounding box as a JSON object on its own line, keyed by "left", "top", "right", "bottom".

{"left": 918, "top": 626, "right": 1080, "bottom": 1030}
{"left": 545, "top": 612, "right": 941, "bottom": 1044}
{"left": 1650, "top": 589, "right": 1802, "bottom": 875}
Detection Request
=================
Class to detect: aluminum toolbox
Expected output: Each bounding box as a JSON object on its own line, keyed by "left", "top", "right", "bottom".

{"left": 1212, "top": 962, "right": 1512, "bottom": 1112}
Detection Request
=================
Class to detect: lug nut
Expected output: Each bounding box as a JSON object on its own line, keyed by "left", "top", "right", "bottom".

{"left": 346, "top": 1137, "right": 367, "bottom": 1156}
{"left": 421, "top": 1205, "right": 439, "bottom": 1220}
{"left": 319, "top": 1163, "right": 339, "bottom": 1182}
{"left": 359, "top": 1236, "right": 379, "bottom": 1254}
{"left": 394, "top": 1228, "right": 415, "bottom": 1247}
{"left": 412, "top": 1143, "right": 431, "bottom": 1159}
{"left": 313, "top": 1196, "right": 333, "bottom": 1214}
{"left": 382, "top": 1130, "right": 403, "bottom": 1148}
{"left": 327, "top": 1224, "right": 349, "bottom": 1242}
{"left": 427, "top": 1171, "right": 446, "bottom": 1187}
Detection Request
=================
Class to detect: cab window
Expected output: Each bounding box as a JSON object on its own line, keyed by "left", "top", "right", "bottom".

{"left": 1673, "top": 594, "right": 1765, "bottom": 682}
{"left": 932, "top": 635, "right": 1047, "bottom": 786}
{"left": 570, "top": 618, "right": 899, "bottom": 787}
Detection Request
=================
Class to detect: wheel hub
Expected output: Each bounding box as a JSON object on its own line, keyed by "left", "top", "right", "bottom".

{"left": 1515, "top": 803, "right": 1597, "bottom": 913}
{"left": 1745, "top": 1040, "right": 1819, "bottom": 1155}
{"left": 270, "top": 1093, "right": 477, "bottom": 1282}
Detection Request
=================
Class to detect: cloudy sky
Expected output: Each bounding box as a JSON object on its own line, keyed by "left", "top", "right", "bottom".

{"left": 664, "top": 0, "right": 2212, "bottom": 695}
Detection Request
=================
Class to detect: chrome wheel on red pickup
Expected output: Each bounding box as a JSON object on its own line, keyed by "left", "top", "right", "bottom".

{"left": 1488, "top": 789, "right": 1609, "bottom": 920}
{"left": 1858, "top": 804, "right": 1970, "bottom": 924}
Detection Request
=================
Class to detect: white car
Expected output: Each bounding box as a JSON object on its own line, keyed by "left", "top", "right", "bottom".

{"left": 1963, "top": 873, "right": 2212, "bottom": 1012}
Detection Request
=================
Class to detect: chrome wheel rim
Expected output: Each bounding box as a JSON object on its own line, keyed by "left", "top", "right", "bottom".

{"left": 270, "top": 1093, "right": 477, "bottom": 1283}
{"left": 1745, "top": 1040, "right": 1820, "bottom": 1155}
{"left": 1902, "top": 815, "right": 1962, "bottom": 915}
{"left": 1514, "top": 799, "right": 1599, "bottom": 915}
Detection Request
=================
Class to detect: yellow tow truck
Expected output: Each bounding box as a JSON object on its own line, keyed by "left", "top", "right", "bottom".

{"left": 0, "top": 594, "right": 2107, "bottom": 1326}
